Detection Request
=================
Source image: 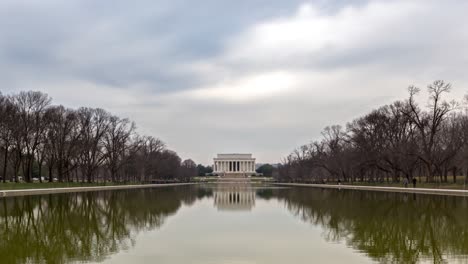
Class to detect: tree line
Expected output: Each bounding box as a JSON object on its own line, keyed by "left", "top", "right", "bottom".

{"left": 0, "top": 91, "right": 197, "bottom": 183}
{"left": 277, "top": 80, "right": 468, "bottom": 183}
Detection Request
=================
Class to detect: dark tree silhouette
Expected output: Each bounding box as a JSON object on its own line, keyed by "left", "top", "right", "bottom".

{"left": 278, "top": 81, "right": 468, "bottom": 184}
{"left": 0, "top": 91, "right": 196, "bottom": 183}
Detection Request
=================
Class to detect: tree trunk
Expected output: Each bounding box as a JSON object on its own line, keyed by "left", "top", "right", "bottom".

{"left": 418, "top": 166, "right": 422, "bottom": 183}
{"left": 465, "top": 168, "right": 468, "bottom": 184}
{"left": 58, "top": 164, "right": 64, "bottom": 183}
{"left": 14, "top": 162, "right": 19, "bottom": 183}
{"left": 453, "top": 167, "right": 457, "bottom": 184}
{"left": 48, "top": 164, "right": 53, "bottom": 182}
{"left": 73, "top": 168, "right": 76, "bottom": 182}
{"left": 66, "top": 165, "right": 70, "bottom": 182}
{"left": 443, "top": 167, "right": 448, "bottom": 183}
{"left": 2, "top": 147, "right": 8, "bottom": 183}
{"left": 87, "top": 171, "right": 92, "bottom": 183}
{"left": 427, "top": 165, "right": 433, "bottom": 183}
{"left": 38, "top": 161, "right": 43, "bottom": 183}
{"left": 25, "top": 156, "right": 32, "bottom": 183}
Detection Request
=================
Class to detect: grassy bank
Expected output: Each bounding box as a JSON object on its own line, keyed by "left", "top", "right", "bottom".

{"left": 0, "top": 182, "right": 138, "bottom": 190}
{"left": 282, "top": 175, "right": 468, "bottom": 190}
{"left": 338, "top": 181, "right": 468, "bottom": 190}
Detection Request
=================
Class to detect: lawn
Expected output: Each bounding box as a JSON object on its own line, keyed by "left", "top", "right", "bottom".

{"left": 340, "top": 180, "right": 468, "bottom": 190}
{"left": 0, "top": 182, "right": 135, "bottom": 190}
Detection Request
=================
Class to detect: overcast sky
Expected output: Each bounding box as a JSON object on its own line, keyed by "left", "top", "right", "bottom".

{"left": 1, "top": 0, "right": 467, "bottom": 164}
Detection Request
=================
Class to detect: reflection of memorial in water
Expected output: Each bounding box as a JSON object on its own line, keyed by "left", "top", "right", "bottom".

{"left": 213, "top": 184, "right": 255, "bottom": 211}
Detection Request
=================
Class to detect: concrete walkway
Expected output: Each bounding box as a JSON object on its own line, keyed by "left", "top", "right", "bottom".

{"left": 274, "top": 183, "right": 468, "bottom": 197}
{"left": 0, "top": 183, "right": 196, "bottom": 198}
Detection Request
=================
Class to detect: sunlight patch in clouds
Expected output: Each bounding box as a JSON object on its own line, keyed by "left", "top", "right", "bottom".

{"left": 188, "top": 71, "right": 297, "bottom": 102}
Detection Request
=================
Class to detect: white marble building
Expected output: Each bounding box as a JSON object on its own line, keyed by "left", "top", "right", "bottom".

{"left": 213, "top": 153, "right": 256, "bottom": 176}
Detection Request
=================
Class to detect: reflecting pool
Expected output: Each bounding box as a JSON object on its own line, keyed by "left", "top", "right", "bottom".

{"left": 1, "top": 184, "right": 468, "bottom": 263}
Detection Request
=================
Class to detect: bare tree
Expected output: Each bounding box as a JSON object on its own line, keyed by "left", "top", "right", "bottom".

{"left": 103, "top": 116, "right": 136, "bottom": 182}
{"left": 77, "top": 108, "right": 110, "bottom": 183}
{"left": 0, "top": 91, "right": 199, "bottom": 184}
{"left": 280, "top": 81, "right": 468, "bottom": 185}
{"left": 0, "top": 95, "right": 17, "bottom": 182}
{"left": 44, "top": 106, "right": 81, "bottom": 182}
{"left": 11, "top": 91, "right": 52, "bottom": 182}
{"left": 402, "top": 81, "right": 458, "bottom": 182}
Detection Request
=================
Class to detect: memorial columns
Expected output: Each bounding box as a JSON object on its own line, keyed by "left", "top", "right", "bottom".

{"left": 213, "top": 158, "right": 255, "bottom": 173}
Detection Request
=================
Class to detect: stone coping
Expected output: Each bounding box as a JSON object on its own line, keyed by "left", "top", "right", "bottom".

{"left": 6, "top": 182, "right": 467, "bottom": 198}
{"left": 273, "top": 183, "right": 468, "bottom": 197}
{"left": 0, "top": 183, "right": 196, "bottom": 198}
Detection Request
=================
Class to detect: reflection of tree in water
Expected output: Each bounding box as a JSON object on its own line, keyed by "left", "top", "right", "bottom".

{"left": 256, "top": 189, "right": 273, "bottom": 200}
{"left": 274, "top": 188, "right": 468, "bottom": 263}
{"left": 0, "top": 186, "right": 207, "bottom": 264}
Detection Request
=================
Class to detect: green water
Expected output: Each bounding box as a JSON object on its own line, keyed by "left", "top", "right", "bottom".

{"left": 1, "top": 184, "right": 467, "bottom": 264}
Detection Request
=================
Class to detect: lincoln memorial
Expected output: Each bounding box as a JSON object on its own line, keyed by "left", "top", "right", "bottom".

{"left": 213, "top": 153, "right": 256, "bottom": 176}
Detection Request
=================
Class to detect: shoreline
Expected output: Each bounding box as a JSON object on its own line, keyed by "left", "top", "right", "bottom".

{"left": 0, "top": 183, "right": 196, "bottom": 198}
{"left": 4, "top": 181, "right": 468, "bottom": 198}
{"left": 273, "top": 183, "right": 468, "bottom": 197}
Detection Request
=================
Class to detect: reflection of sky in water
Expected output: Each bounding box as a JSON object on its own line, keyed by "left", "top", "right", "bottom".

{"left": 106, "top": 196, "right": 372, "bottom": 264}
{"left": 4, "top": 186, "right": 468, "bottom": 263}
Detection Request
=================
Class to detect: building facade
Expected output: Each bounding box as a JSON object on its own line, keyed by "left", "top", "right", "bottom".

{"left": 213, "top": 153, "right": 256, "bottom": 176}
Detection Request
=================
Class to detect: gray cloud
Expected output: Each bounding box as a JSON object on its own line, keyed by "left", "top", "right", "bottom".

{"left": 1, "top": 0, "right": 467, "bottom": 164}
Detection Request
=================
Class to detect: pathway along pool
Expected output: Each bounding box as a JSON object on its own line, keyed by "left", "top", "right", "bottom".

{"left": 0, "top": 183, "right": 467, "bottom": 263}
